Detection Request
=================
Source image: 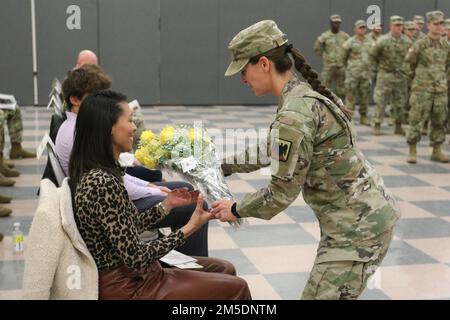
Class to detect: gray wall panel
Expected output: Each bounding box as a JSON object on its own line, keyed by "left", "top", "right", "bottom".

{"left": 0, "top": 0, "right": 34, "bottom": 105}
{"left": 437, "top": 0, "right": 450, "bottom": 16}
{"left": 36, "top": 0, "right": 98, "bottom": 104}
{"left": 99, "top": 0, "right": 160, "bottom": 104}
{"left": 8, "top": 0, "right": 449, "bottom": 106}
{"left": 383, "top": 0, "right": 435, "bottom": 33}
{"left": 275, "top": 0, "right": 330, "bottom": 79}
{"left": 218, "top": 0, "right": 276, "bottom": 105}
{"left": 160, "top": 0, "right": 219, "bottom": 105}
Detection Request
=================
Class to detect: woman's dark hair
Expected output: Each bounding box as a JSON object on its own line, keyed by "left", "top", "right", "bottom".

{"left": 248, "top": 44, "right": 353, "bottom": 119}
{"left": 62, "top": 64, "right": 112, "bottom": 110}
{"left": 68, "top": 89, "right": 127, "bottom": 195}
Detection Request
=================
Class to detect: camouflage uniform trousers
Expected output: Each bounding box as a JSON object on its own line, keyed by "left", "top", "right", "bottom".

{"left": 321, "top": 64, "right": 346, "bottom": 100}
{"left": 132, "top": 110, "right": 146, "bottom": 151}
{"left": 344, "top": 74, "right": 370, "bottom": 116}
{"left": 406, "top": 90, "right": 448, "bottom": 146}
{"left": 373, "top": 71, "right": 407, "bottom": 125}
{"left": 404, "top": 78, "right": 412, "bottom": 122}
{"left": 447, "top": 85, "right": 450, "bottom": 132}
{"left": 302, "top": 228, "right": 394, "bottom": 300}
{"left": 0, "top": 107, "right": 23, "bottom": 152}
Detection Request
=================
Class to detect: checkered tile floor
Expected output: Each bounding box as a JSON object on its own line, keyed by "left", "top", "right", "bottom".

{"left": 1, "top": 105, "right": 450, "bottom": 300}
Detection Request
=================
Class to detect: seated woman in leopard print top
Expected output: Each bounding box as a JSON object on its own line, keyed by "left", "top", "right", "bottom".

{"left": 69, "top": 90, "right": 251, "bottom": 300}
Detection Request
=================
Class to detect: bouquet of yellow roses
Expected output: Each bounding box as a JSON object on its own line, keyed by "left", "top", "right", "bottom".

{"left": 135, "top": 125, "right": 244, "bottom": 228}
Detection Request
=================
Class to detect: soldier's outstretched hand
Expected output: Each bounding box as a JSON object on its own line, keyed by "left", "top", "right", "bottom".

{"left": 211, "top": 199, "right": 237, "bottom": 222}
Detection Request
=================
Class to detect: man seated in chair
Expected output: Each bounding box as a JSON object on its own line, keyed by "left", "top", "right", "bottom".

{"left": 43, "top": 49, "right": 161, "bottom": 184}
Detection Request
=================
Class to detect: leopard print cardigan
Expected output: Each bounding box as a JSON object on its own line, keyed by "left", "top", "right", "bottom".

{"left": 73, "top": 168, "right": 186, "bottom": 272}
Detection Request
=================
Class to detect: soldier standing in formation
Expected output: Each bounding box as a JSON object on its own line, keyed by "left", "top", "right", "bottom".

{"left": 314, "top": 14, "right": 349, "bottom": 100}
{"left": 413, "top": 15, "right": 427, "bottom": 41}
{"left": 213, "top": 20, "right": 399, "bottom": 300}
{"left": 446, "top": 19, "right": 450, "bottom": 135}
{"left": 371, "top": 16, "right": 412, "bottom": 136}
{"left": 404, "top": 21, "right": 417, "bottom": 41}
{"left": 369, "top": 21, "right": 382, "bottom": 43}
{"left": 342, "top": 20, "right": 373, "bottom": 125}
{"left": 403, "top": 21, "right": 418, "bottom": 122}
{"left": 0, "top": 104, "right": 36, "bottom": 219}
{"left": 405, "top": 11, "right": 450, "bottom": 164}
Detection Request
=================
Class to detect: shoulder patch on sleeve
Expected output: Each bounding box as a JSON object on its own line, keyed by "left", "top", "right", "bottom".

{"left": 272, "top": 138, "right": 292, "bottom": 162}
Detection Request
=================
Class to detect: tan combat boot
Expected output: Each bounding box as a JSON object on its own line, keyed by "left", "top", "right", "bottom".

{"left": 373, "top": 123, "right": 382, "bottom": 136}
{"left": 0, "top": 206, "right": 12, "bottom": 218}
{"left": 360, "top": 115, "right": 370, "bottom": 126}
{"left": 431, "top": 145, "right": 449, "bottom": 163}
{"left": 407, "top": 144, "right": 417, "bottom": 164}
{"left": 0, "top": 155, "right": 20, "bottom": 177}
{"left": 0, "top": 172, "right": 15, "bottom": 187}
{"left": 394, "top": 122, "right": 405, "bottom": 135}
{"left": 9, "top": 143, "right": 36, "bottom": 159}
{"left": 4, "top": 160, "right": 14, "bottom": 169}
{"left": 0, "top": 193, "right": 12, "bottom": 203}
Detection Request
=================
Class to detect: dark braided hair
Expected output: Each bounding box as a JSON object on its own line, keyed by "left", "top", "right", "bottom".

{"left": 248, "top": 44, "right": 353, "bottom": 120}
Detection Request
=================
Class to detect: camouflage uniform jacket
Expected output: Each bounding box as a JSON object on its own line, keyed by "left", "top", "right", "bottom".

{"left": 405, "top": 35, "right": 450, "bottom": 93}
{"left": 369, "top": 33, "right": 380, "bottom": 44}
{"left": 343, "top": 35, "right": 373, "bottom": 79}
{"left": 314, "top": 30, "right": 350, "bottom": 67}
{"left": 448, "top": 37, "right": 450, "bottom": 83}
{"left": 223, "top": 75, "right": 400, "bottom": 263}
{"left": 371, "top": 33, "right": 412, "bottom": 76}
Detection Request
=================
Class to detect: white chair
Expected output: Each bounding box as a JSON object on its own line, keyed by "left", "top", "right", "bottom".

{"left": 46, "top": 142, "right": 66, "bottom": 187}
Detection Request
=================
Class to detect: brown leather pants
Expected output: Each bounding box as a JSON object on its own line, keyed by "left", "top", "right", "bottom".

{"left": 99, "top": 256, "right": 252, "bottom": 300}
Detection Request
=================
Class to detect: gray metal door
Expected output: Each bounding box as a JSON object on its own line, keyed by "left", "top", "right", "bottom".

{"left": 35, "top": 0, "right": 98, "bottom": 104}
{"left": 99, "top": 0, "right": 160, "bottom": 105}
{"left": 0, "top": 0, "right": 34, "bottom": 105}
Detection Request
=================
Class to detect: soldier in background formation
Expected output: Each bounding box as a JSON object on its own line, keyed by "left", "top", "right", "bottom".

{"left": 369, "top": 21, "right": 382, "bottom": 43}
{"left": 404, "top": 21, "right": 417, "bottom": 41}
{"left": 413, "top": 15, "right": 427, "bottom": 41}
{"left": 403, "top": 21, "right": 417, "bottom": 122}
{"left": 446, "top": 19, "right": 450, "bottom": 135}
{"left": 405, "top": 11, "right": 450, "bottom": 164}
{"left": 342, "top": 20, "right": 372, "bottom": 125}
{"left": 0, "top": 98, "right": 37, "bottom": 219}
{"left": 314, "top": 14, "right": 349, "bottom": 99}
{"left": 371, "top": 16, "right": 412, "bottom": 136}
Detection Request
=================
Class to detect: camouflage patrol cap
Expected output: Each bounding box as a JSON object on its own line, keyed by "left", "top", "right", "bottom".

{"left": 225, "top": 20, "right": 288, "bottom": 76}
{"left": 390, "top": 15, "right": 404, "bottom": 25}
{"left": 404, "top": 21, "right": 416, "bottom": 29}
{"left": 414, "top": 15, "right": 425, "bottom": 24}
{"left": 330, "top": 14, "right": 342, "bottom": 22}
{"left": 426, "top": 10, "right": 444, "bottom": 23}
{"left": 354, "top": 20, "right": 366, "bottom": 28}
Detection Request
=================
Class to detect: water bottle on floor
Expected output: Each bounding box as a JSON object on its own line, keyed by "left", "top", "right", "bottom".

{"left": 12, "top": 222, "right": 24, "bottom": 253}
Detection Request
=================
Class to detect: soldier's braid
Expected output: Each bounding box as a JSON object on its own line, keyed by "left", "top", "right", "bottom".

{"left": 288, "top": 46, "right": 353, "bottom": 120}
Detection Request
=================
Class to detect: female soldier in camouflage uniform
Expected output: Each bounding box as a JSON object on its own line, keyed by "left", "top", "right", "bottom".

{"left": 212, "top": 20, "right": 400, "bottom": 300}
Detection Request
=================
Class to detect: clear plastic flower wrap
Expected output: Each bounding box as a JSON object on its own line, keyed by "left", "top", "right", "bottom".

{"left": 135, "top": 125, "right": 246, "bottom": 228}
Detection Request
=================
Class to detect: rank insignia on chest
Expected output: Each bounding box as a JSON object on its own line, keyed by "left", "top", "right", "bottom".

{"left": 272, "top": 138, "right": 292, "bottom": 162}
